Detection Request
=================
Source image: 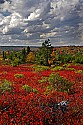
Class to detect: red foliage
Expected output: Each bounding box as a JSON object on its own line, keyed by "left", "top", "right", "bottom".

{"left": 0, "top": 64, "right": 83, "bottom": 125}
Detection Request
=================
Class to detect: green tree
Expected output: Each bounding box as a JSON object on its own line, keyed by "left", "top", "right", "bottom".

{"left": 22, "top": 48, "right": 26, "bottom": 55}
{"left": 3, "top": 51, "right": 7, "bottom": 60}
{"left": 26, "top": 46, "right": 30, "bottom": 54}
{"left": 21, "top": 48, "right": 26, "bottom": 63}
{"left": 35, "top": 39, "right": 53, "bottom": 66}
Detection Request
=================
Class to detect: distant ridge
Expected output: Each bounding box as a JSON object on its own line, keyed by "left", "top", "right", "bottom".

{"left": 0, "top": 45, "right": 83, "bottom": 51}
{"left": 0, "top": 46, "right": 40, "bottom": 51}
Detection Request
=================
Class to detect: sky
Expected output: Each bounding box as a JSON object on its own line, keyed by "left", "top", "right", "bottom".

{"left": 0, "top": 0, "right": 83, "bottom": 46}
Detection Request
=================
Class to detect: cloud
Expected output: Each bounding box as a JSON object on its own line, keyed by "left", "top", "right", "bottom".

{"left": 80, "top": 0, "right": 83, "bottom": 3}
{"left": 27, "top": 9, "right": 41, "bottom": 21}
{"left": 0, "top": 0, "right": 83, "bottom": 46}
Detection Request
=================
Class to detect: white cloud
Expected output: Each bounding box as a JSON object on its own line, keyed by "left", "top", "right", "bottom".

{"left": 40, "top": 32, "right": 57, "bottom": 38}
{"left": 0, "top": 1, "right": 10, "bottom": 11}
{"left": 0, "top": 11, "right": 26, "bottom": 34}
{"left": 2, "top": 26, "right": 9, "bottom": 34}
{"left": 27, "top": 9, "right": 41, "bottom": 21}
{"left": 0, "top": 0, "right": 83, "bottom": 46}
{"left": 9, "top": 12, "right": 22, "bottom": 27}
{"left": 42, "top": 22, "right": 50, "bottom": 29}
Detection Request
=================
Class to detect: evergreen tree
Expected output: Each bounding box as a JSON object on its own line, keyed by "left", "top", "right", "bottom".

{"left": 21, "top": 48, "right": 26, "bottom": 63}
{"left": 36, "top": 39, "right": 53, "bottom": 66}
{"left": 3, "top": 51, "right": 7, "bottom": 60}
{"left": 27, "top": 46, "right": 30, "bottom": 54}
{"left": 22, "top": 48, "right": 26, "bottom": 55}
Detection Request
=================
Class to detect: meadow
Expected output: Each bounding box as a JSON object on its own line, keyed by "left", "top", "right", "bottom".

{"left": 0, "top": 42, "right": 83, "bottom": 125}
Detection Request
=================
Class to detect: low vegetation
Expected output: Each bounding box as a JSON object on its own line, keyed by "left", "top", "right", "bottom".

{"left": 0, "top": 40, "right": 83, "bottom": 125}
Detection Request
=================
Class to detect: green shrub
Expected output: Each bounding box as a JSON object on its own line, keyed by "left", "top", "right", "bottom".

{"left": 75, "top": 70, "right": 83, "bottom": 74}
{"left": 48, "top": 73, "right": 73, "bottom": 92}
{"left": 48, "top": 73, "right": 60, "bottom": 84}
{"left": 38, "top": 76, "right": 48, "bottom": 83}
{"left": 54, "top": 53, "right": 72, "bottom": 64}
{"left": 22, "top": 84, "right": 31, "bottom": 92}
{"left": 4, "top": 59, "right": 12, "bottom": 65}
{"left": 51, "top": 66, "right": 65, "bottom": 71}
{"left": 32, "top": 64, "right": 49, "bottom": 72}
{"left": 63, "top": 63, "right": 71, "bottom": 68}
{"left": 11, "top": 58, "right": 20, "bottom": 66}
{"left": 73, "top": 53, "right": 83, "bottom": 64}
{"left": 50, "top": 65, "right": 55, "bottom": 68}
{"left": 75, "top": 57, "right": 83, "bottom": 64}
{"left": 0, "top": 79, "right": 12, "bottom": 93}
{"left": 14, "top": 74, "right": 24, "bottom": 78}
{"left": 67, "top": 68, "right": 75, "bottom": 71}
{"left": 32, "top": 88, "right": 38, "bottom": 94}
{"left": 22, "top": 84, "right": 38, "bottom": 93}
{"left": 44, "top": 85, "right": 53, "bottom": 95}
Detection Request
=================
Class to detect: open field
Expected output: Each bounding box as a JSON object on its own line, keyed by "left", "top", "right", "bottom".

{"left": 0, "top": 63, "right": 83, "bottom": 125}
{"left": 0, "top": 45, "right": 83, "bottom": 125}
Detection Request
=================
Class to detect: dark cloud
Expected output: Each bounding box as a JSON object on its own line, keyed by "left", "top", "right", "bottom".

{"left": 1, "top": 10, "right": 11, "bottom": 16}
{"left": 0, "top": 0, "right": 4, "bottom": 4}
{"left": 0, "top": 0, "right": 83, "bottom": 46}
{"left": 79, "top": 0, "right": 83, "bottom": 3}
{"left": 0, "top": 0, "right": 11, "bottom": 4}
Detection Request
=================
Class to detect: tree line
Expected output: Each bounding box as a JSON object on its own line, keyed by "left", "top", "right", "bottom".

{"left": 1, "top": 39, "right": 83, "bottom": 66}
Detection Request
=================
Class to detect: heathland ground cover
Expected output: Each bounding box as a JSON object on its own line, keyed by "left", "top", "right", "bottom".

{"left": 0, "top": 41, "right": 83, "bottom": 125}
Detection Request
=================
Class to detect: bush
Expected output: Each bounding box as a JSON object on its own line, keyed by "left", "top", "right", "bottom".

{"left": 26, "top": 52, "right": 35, "bottom": 63}
{"left": 51, "top": 66, "right": 65, "bottom": 71}
{"left": 22, "top": 84, "right": 38, "bottom": 93}
{"left": 74, "top": 54, "right": 83, "bottom": 64}
{"left": 44, "top": 84, "right": 53, "bottom": 95}
{"left": 22, "top": 84, "right": 32, "bottom": 93}
{"left": 0, "top": 79, "right": 12, "bottom": 93}
{"left": 67, "top": 68, "right": 75, "bottom": 71}
{"left": 11, "top": 58, "right": 20, "bottom": 66}
{"left": 32, "top": 64, "right": 49, "bottom": 72}
{"left": 38, "top": 76, "right": 48, "bottom": 83}
{"left": 32, "top": 88, "right": 38, "bottom": 94}
{"left": 48, "top": 73, "right": 73, "bottom": 92}
{"left": 48, "top": 73, "right": 60, "bottom": 85}
{"left": 75, "top": 70, "right": 83, "bottom": 74}
{"left": 14, "top": 74, "right": 24, "bottom": 78}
